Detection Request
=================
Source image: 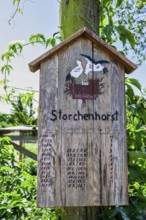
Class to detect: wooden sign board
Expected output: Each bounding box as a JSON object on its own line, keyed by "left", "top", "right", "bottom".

{"left": 29, "top": 28, "right": 137, "bottom": 207}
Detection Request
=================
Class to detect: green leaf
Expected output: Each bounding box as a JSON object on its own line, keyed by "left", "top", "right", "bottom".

{"left": 116, "top": 0, "right": 123, "bottom": 7}
{"left": 126, "top": 83, "right": 135, "bottom": 103}
{"left": 138, "top": 195, "right": 146, "bottom": 203}
{"left": 8, "top": 200, "right": 25, "bottom": 208}
{"left": 0, "top": 166, "right": 14, "bottom": 172}
{"left": 136, "top": 108, "right": 146, "bottom": 124}
{"left": 132, "top": 117, "right": 140, "bottom": 129}
{"left": 108, "top": 15, "right": 113, "bottom": 26}
{"left": 50, "top": 38, "right": 56, "bottom": 47}
{"left": 0, "top": 137, "right": 12, "bottom": 144}
{"left": 100, "top": 14, "right": 107, "bottom": 27}
{"left": 0, "top": 205, "right": 7, "bottom": 210}
{"left": 29, "top": 34, "right": 46, "bottom": 45}
{"left": 102, "top": 0, "right": 112, "bottom": 7}
{"left": 8, "top": 43, "right": 23, "bottom": 54}
{"left": 1, "top": 65, "right": 13, "bottom": 74}
{"left": 45, "top": 38, "right": 51, "bottom": 48}
{"left": 103, "top": 25, "right": 114, "bottom": 42}
{"left": 129, "top": 151, "right": 146, "bottom": 163}
{"left": 125, "top": 77, "right": 141, "bottom": 91}
{"left": 29, "top": 35, "right": 36, "bottom": 45}
{"left": 37, "top": 34, "right": 46, "bottom": 43}
{"left": 18, "top": 8, "right": 23, "bottom": 15}
{"left": 13, "top": 0, "right": 20, "bottom": 5}
{"left": 1, "top": 52, "right": 15, "bottom": 62}
{"left": 1, "top": 53, "right": 6, "bottom": 61}
{"left": 116, "top": 25, "right": 136, "bottom": 49}
{"left": 133, "top": 182, "right": 140, "bottom": 190}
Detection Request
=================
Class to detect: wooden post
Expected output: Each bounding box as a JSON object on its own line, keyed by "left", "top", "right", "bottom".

{"left": 61, "top": 207, "right": 101, "bottom": 220}
{"left": 59, "top": 0, "right": 130, "bottom": 215}
{"left": 29, "top": 27, "right": 137, "bottom": 220}
{"left": 19, "top": 131, "right": 23, "bottom": 161}
{"left": 60, "top": 0, "right": 100, "bottom": 39}
{"left": 59, "top": 1, "right": 115, "bottom": 216}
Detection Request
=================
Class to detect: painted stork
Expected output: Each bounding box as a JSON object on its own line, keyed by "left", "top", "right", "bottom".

{"left": 80, "top": 54, "right": 109, "bottom": 75}
{"left": 66, "top": 60, "right": 83, "bottom": 81}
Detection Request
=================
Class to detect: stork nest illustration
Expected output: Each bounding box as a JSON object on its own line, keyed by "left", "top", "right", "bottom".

{"left": 64, "top": 77, "right": 105, "bottom": 100}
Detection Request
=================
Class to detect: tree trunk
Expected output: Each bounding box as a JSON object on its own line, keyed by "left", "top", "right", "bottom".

{"left": 60, "top": 207, "right": 102, "bottom": 220}
{"left": 59, "top": 1, "right": 101, "bottom": 219}
{"left": 60, "top": 0, "right": 100, "bottom": 39}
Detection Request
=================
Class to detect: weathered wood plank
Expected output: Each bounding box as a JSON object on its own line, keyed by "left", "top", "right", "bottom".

{"left": 91, "top": 44, "right": 128, "bottom": 205}
{"left": 37, "top": 55, "right": 58, "bottom": 207}
{"left": 37, "top": 36, "right": 128, "bottom": 207}
{"left": 56, "top": 38, "right": 94, "bottom": 206}
{"left": 1, "top": 135, "right": 37, "bottom": 141}
{"left": 12, "top": 142, "right": 37, "bottom": 161}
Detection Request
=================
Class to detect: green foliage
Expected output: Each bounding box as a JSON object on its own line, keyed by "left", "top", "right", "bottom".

{"left": 0, "top": 137, "right": 63, "bottom": 219}
{"left": 1, "top": 79, "right": 146, "bottom": 219}
{"left": 29, "top": 33, "right": 61, "bottom": 48}
{"left": 10, "top": 92, "right": 37, "bottom": 125}
{"left": 9, "top": 0, "right": 23, "bottom": 24}
{"left": 0, "top": 90, "right": 38, "bottom": 127}
{"left": 126, "top": 79, "right": 146, "bottom": 219}
{"left": 116, "top": 0, "right": 146, "bottom": 63}
{"left": 12, "top": 0, "right": 20, "bottom": 5}
{"left": 23, "top": 144, "right": 37, "bottom": 175}
{"left": 9, "top": 42, "right": 23, "bottom": 54}
{"left": 29, "top": 34, "right": 46, "bottom": 45}
{"left": 24, "top": 158, "right": 37, "bottom": 175}
{"left": 136, "top": 0, "right": 146, "bottom": 9}
{"left": 100, "top": 0, "right": 146, "bottom": 63}
{"left": 0, "top": 34, "right": 61, "bottom": 93}
{"left": 94, "top": 79, "right": 146, "bottom": 219}
{"left": 1, "top": 64, "right": 13, "bottom": 75}
{"left": 7, "top": 0, "right": 146, "bottom": 64}
{"left": 116, "top": 25, "right": 136, "bottom": 49}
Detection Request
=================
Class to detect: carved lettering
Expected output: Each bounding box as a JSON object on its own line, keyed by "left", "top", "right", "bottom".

{"left": 39, "top": 134, "right": 55, "bottom": 188}
{"left": 50, "top": 109, "right": 119, "bottom": 122}
{"left": 66, "top": 148, "right": 87, "bottom": 189}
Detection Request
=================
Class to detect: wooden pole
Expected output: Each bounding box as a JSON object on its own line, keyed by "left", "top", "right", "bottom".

{"left": 61, "top": 207, "right": 101, "bottom": 220}
{"left": 60, "top": 0, "right": 100, "bottom": 39}
{"left": 19, "top": 131, "right": 23, "bottom": 161}
{"left": 60, "top": 0, "right": 101, "bottom": 219}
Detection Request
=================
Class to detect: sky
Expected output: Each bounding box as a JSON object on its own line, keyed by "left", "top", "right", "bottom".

{"left": 0, "top": 0, "right": 146, "bottom": 113}
{"left": 0, "top": 0, "right": 59, "bottom": 113}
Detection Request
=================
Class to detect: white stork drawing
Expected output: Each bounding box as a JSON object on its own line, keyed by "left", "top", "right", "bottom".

{"left": 65, "top": 60, "right": 83, "bottom": 81}
{"left": 80, "top": 54, "right": 110, "bottom": 75}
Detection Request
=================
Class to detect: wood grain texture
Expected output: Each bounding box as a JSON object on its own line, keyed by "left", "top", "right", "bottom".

{"left": 37, "top": 55, "right": 58, "bottom": 207}
{"left": 37, "top": 37, "right": 128, "bottom": 207}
